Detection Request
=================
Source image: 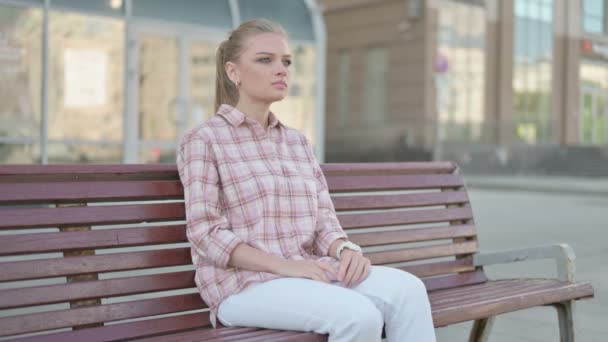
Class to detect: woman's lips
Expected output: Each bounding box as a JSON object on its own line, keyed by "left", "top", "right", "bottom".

{"left": 272, "top": 81, "right": 287, "bottom": 89}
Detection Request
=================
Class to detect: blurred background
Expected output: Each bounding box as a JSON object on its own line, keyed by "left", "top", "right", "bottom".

{"left": 1, "top": 0, "right": 607, "bottom": 178}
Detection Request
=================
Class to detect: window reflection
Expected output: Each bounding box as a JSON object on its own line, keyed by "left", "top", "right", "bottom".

{"left": 580, "top": 60, "right": 608, "bottom": 145}
{"left": 47, "top": 11, "right": 124, "bottom": 162}
{"left": 0, "top": 5, "right": 42, "bottom": 140}
{"left": 513, "top": 0, "right": 554, "bottom": 144}
{"left": 582, "top": 0, "right": 605, "bottom": 34}
{"left": 435, "top": 0, "right": 485, "bottom": 142}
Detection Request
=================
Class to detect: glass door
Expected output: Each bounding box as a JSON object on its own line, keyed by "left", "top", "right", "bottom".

{"left": 129, "top": 25, "right": 219, "bottom": 163}
{"left": 580, "top": 84, "right": 608, "bottom": 146}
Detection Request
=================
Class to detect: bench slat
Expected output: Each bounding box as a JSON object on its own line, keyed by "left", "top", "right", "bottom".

{"left": 423, "top": 270, "right": 487, "bottom": 291}
{"left": 350, "top": 224, "right": 477, "bottom": 246}
{"left": 0, "top": 271, "right": 196, "bottom": 309}
{"left": 8, "top": 312, "right": 211, "bottom": 342}
{"left": 339, "top": 207, "right": 473, "bottom": 229}
{"left": 332, "top": 191, "right": 469, "bottom": 210}
{"left": 325, "top": 174, "right": 463, "bottom": 192}
{"left": 367, "top": 241, "right": 478, "bottom": 265}
{"left": 0, "top": 181, "right": 184, "bottom": 204}
{"left": 0, "top": 248, "right": 191, "bottom": 282}
{"left": 0, "top": 164, "right": 178, "bottom": 183}
{"left": 0, "top": 293, "right": 204, "bottom": 337}
{"left": 430, "top": 280, "right": 595, "bottom": 327}
{"left": 399, "top": 258, "right": 475, "bottom": 278}
{"left": 0, "top": 225, "right": 186, "bottom": 256}
{"left": 321, "top": 162, "right": 456, "bottom": 175}
{"left": 0, "top": 203, "right": 185, "bottom": 230}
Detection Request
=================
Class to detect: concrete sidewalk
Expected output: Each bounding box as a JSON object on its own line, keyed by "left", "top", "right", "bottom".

{"left": 463, "top": 174, "right": 608, "bottom": 197}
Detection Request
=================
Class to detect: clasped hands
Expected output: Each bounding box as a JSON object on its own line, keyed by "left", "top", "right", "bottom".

{"left": 276, "top": 249, "right": 371, "bottom": 288}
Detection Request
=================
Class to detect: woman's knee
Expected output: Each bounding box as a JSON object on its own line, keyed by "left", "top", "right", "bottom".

{"left": 333, "top": 296, "right": 383, "bottom": 341}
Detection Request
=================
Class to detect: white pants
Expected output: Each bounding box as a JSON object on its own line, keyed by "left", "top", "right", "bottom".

{"left": 217, "top": 266, "right": 437, "bottom": 342}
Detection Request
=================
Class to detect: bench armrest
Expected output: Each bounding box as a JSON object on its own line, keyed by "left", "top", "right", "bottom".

{"left": 472, "top": 243, "right": 576, "bottom": 282}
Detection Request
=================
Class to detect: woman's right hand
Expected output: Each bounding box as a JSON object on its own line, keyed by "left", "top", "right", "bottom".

{"left": 275, "top": 259, "right": 337, "bottom": 283}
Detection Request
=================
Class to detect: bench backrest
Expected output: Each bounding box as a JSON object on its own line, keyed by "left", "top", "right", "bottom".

{"left": 0, "top": 162, "right": 483, "bottom": 341}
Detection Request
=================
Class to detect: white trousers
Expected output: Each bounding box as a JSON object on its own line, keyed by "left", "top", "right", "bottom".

{"left": 217, "top": 265, "right": 437, "bottom": 342}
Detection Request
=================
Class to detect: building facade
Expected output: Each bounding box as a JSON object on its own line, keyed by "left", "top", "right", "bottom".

{"left": 0, "top": 0, "right": 326, "bottom": 164}
{"left": 322, "top": 0, "right": 608, "bottom": 175}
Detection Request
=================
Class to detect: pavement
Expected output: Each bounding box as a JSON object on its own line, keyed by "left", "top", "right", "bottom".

{"left": 463, "top": 174, "right": 608, "bottom": 196}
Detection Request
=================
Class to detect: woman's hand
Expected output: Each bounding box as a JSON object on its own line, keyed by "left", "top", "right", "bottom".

{"left": 338, "top": 249, "right": 371, "bottom": 288}
{"left": 275, "top": 259, "right": 337, "bottom": 283}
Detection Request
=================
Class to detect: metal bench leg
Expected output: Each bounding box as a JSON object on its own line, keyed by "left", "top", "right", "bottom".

{"left": 555, "top": 301, "right": 575, "bottom": 342}
{"left": 468, "top": 316, "right": 495, "bottom": 342}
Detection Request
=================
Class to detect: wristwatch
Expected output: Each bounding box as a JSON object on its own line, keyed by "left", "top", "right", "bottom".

{"left": 336, "top": 241, "right": 363, "bottom": 260}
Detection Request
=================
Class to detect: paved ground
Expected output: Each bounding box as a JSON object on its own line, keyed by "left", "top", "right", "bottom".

{"left": 435, "top": 188, "right": 607, "bottom": 342}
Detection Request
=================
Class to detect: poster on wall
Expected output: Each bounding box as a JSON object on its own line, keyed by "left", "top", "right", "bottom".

{"left": 64, "top": 48, "right": 107, "bottom": 107}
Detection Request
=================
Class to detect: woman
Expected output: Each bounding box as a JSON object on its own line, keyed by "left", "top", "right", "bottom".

{"left": 176, "top": 18, "right": 436, "bottom": 342}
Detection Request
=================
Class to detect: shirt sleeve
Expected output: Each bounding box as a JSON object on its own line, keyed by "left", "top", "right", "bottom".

{"left": 302, "top": 137, "right": 348, "bottom": 257}
{"left": 177, "top": 135, "right": 242, "bottom": 269}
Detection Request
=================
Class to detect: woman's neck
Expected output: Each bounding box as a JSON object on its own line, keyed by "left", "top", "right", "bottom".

{"left": 235, "top": 97, "right": 271, "bottom": 130}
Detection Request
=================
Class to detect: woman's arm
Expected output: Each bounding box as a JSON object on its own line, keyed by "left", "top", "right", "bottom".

{"left": 229, "top": 243, "right": 336, "bottom": 283}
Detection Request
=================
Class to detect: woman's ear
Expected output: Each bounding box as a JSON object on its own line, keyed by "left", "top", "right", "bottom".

{"left": 225, "top": 61, "right": 240, "bottom": 86}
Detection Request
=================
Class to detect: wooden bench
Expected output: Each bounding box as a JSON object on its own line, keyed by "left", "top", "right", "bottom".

{"left": 0, "top": 162, "right": 594, "bottom": 341}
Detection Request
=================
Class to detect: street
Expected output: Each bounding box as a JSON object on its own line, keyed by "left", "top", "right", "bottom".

{"left": 436, "top": 189, "right": 608, "bottom": 342}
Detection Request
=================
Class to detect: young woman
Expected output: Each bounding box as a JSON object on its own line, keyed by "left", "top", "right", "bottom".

{"left": 176, "top": 18, "right": 436, "bottom": 342}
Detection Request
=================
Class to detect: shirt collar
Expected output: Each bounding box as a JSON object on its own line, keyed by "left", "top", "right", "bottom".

{"left": 217, "top": 104, "right": 283, "bottom": 129}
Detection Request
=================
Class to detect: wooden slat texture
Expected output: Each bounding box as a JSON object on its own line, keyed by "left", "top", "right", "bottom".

{"left": 349, "top": 224, "right": 477, "bottom": 246}
{"left": 325, "top": 174, "right": 464, "bottom": 192}
{"left": 0, "top": 181, "right": 184, "bottom": 204}
{"left": 367, "top": 241, "right": 478, "bottom": 265}
{"left": 399, "top": 258, "right": 475, "bottom": 278}
{"left": 10, "top": 312, "right": 212, "bottom": 342}
{"left": 0, "top": 248, "right": 191, "bottom": 282}
{"left": 0, "top": 293, "right": 205, "bottom": 337}
{"left": 338, "top": 207, "right": 473, "bottom": 229}
{"left": 321, "top": 162, "right": 457, "bottom": 176}
{"left": 423, "top": 270, "right": 488, "bottom": 292}
{"left": 0, "top": 203, "right": 185, "bottom": 230}
{"left": 0, "top": 164, "right": 178, "bottom": 183}
{"left": 332, "top": 190, "right": 469, "bottom": 210}
{"left": 430, "top": 279, "right": 595, "bottom": 327}
{"left": 0, "top": 225, "right": 187, "bottom": 256}
{"left": 0, "top": 271, "right": 196, "bottom": 309}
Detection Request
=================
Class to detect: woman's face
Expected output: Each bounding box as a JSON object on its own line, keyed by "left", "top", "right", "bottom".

{"left": 227, "top": 32, "right": 292, "bottom": 105}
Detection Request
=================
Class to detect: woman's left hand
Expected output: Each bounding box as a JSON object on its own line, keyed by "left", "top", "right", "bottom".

{"left": 337, "top": 249, "right": 371, "bottom": 288}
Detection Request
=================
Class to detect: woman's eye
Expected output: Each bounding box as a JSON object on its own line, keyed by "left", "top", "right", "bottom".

{"left": 283, "top": 59, "right": 292, "bottom": 66}
{"left": 258, "top": 57, "right": 271, "bottom": 63}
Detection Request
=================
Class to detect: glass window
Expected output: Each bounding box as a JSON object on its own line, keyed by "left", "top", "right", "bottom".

{"left": 238, "top": 0, "right": 314, "bottom": 41}
{"left": 364, "top": 47, "right": 387, "bottom": 127}
{"left": 582, "top": 0, "right": 605, "bottom": 34}
{"left": 435, "top": 0, "right": 485, "bottom": 142}
{"left": 51, "top": 0, "right": 124, "bottom": 16}
{"left": 47, "top": 142, "right": 122, "bottom": 163}
{"left": 0, "top": 143, "right": 40, "bottom": 164}
{"left": 513, "top": 0, "right": 554, "bottom": 144}
{"left": 0, "top": 5, "right": 42, "bottom": 140}
{"left": 47, "top": 10, "right": 124, "bottom": 162}
{"left": 580, "top": 60, "right": 608, "bottom": 145}
{"left": 337, "top": 50, "right": 350, "bottom": 128}
{"left": 138, "top": 34, "right": 179, "bottom": 142}
{"left": 132, "top": 0, "right": 232, "bottom": 30}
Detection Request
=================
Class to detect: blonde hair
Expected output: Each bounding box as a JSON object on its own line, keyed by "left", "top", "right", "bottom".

{"left": 214, "top": 19, "right": 288, "bottom": 112}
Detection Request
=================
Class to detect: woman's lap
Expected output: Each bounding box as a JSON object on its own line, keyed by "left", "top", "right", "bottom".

{"left": 217, "top": 266, "right": 427, "bottom": 337}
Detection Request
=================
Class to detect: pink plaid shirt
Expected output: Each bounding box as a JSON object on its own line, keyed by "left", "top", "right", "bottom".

{"left": 176, "top": 104, "right": 348, "bottom": 328}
